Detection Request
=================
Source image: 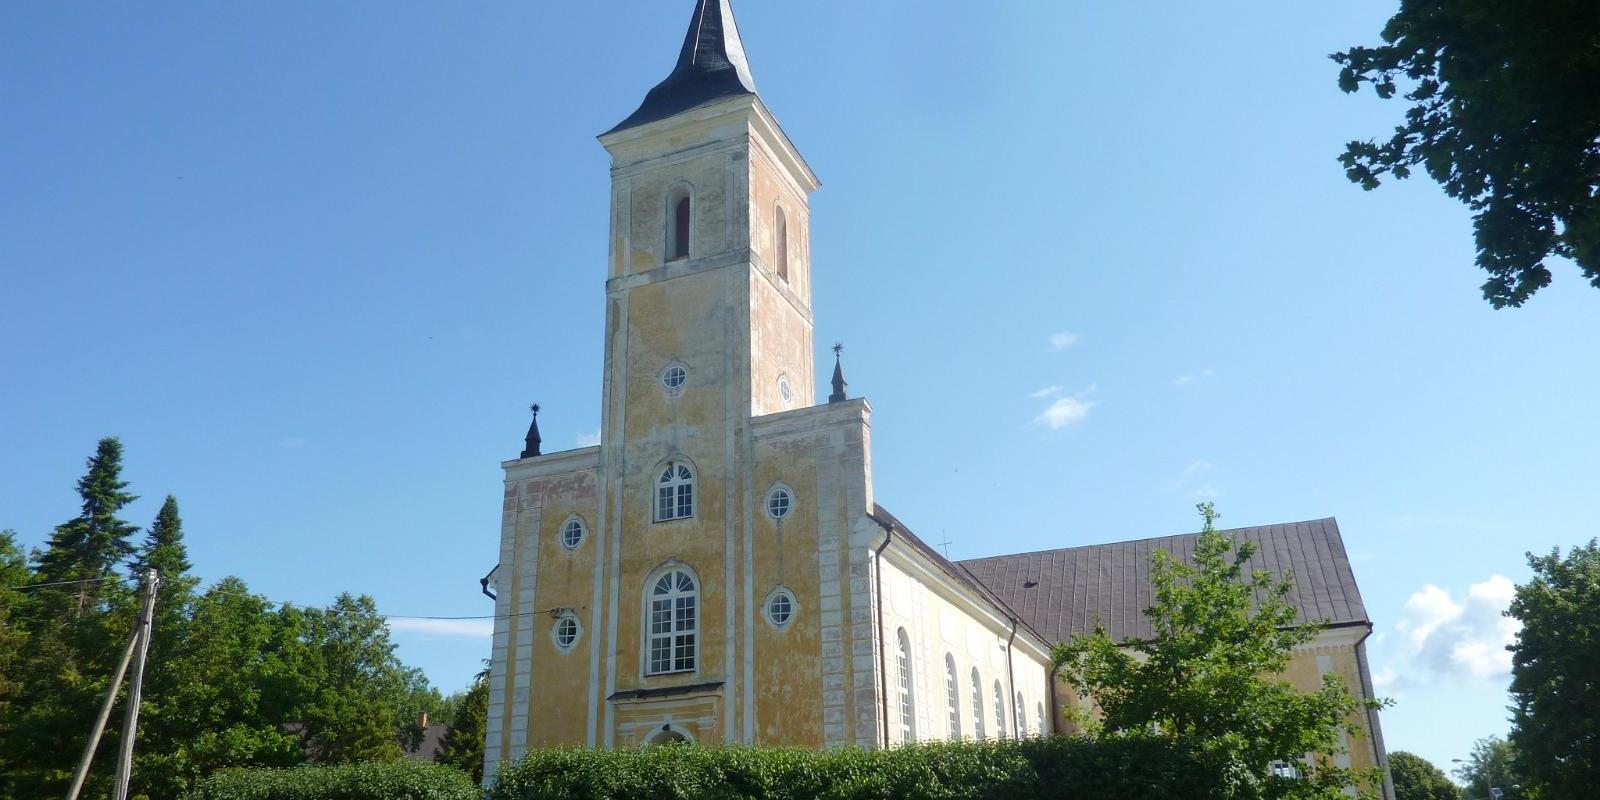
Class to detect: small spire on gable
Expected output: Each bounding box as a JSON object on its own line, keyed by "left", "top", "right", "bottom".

{"left": 522, "top": 403, "right": 543, "bottom": 459}
{"left": 607, "top": 0, "right": 759, "bottom": 134}
{"left": 828, "top": 343, "right": 848, "bottom": 403}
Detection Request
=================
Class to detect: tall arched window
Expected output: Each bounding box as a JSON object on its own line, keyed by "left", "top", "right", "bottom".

{"left": 944, "top": 654, "right": 961, "bottom": 740}
{"left": 1016, "top": 691, "right": 1027, "bottom": 737}
{"left": 895, "top": 628, "right": 915, "bottom": 742}
{"left": 970, "top": 668, "right": 986, "bottom": 740}
{"left": 646, "top": 568, "right": 698, "bottom": 675}
{"left": 993, "top": 680, "right": 1007, "bottom": 739}
{"left": 774, "top": 206, "right": 789, "bottom": 281}
{"left": 1036, "top": 701, "right": 1046, "bottom": 738}
{"left": 654, "top": 461, "right": 694, "bottom": 522}
{"left": 667, "top": 187, "right": 692, "bottom": 262}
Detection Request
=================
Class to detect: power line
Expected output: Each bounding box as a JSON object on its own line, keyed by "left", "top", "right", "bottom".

{"left": 5, "top": 576, "right": 119, "bottom": 592}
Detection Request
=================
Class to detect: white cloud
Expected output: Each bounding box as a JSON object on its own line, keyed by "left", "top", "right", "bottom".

{"left": 1174, "top": 368, "right": 1214, "bottom": 386}
{"left": 278, "top": 436, "right": 307, "bottom": 449}
{"left": 1029, "top": 385, "right": 1063, "bottom": 399}
{"left": 1395, "top": 575, "right": 1520, "bottom": 680}
{"left": 576, "top": 429, "right": 602, "bottom": 447}
{"left": 387, "top": 618, "right": 494, "bottom": 638}
{"left": 1172, "top": 460, "right": 1219, "bottom": 498}
{"left": 1048, "top": 332, "right": 1079, "bottom": 351}
{"left": 1034, "top": 396, "right": 1094, "bottom": 429}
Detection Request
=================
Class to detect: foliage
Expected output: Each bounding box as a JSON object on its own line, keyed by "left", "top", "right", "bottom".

{"left": 1452, "top": 737, "right": 1524, "bottom": 800}
{"left": 0, "top": 438, "right": 461, "bottom": 800}
{"left": 487, "top": 737, "right": 1240, "bottom": 800}
{"left": 2, "top": 437, "right": 142, "bottom": 798}
{"left": 1331, "top": 0, "right": 1600, "bottom": 307}
{"left": 1507, "top": 539, "right": 1600, "bottom": 800}
{"left": 190, "top": 761, "right": 480, "bottom": 800}
{"left": 436, "top": 666, "right": 490, "bottom": 783}
{"left": 1388, "top": 751, "right": 1461, "bottom": 800}
{"left": 1050, "top": 503, "right": 1386, "bottom": 799}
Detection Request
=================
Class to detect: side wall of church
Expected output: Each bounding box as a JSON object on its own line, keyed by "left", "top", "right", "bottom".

{"left": 876, "top": 548, "right": 1055, "bottom": 746}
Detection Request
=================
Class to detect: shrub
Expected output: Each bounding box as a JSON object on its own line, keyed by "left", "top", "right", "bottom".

{"left": 189, "top": 761, "right": 480, "bottom": 800}
{"left": 487, "top": 736, "right": 1237, "bottom": 800}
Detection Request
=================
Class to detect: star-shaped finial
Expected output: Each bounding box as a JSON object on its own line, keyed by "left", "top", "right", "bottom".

{"left": 832, "top": 342, "right": 844, "bottom": 356}
{"left": 530, "top": 403, "right": 541, "bottom": 415}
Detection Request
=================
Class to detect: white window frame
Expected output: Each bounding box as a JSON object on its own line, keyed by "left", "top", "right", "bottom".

{"left": 644, "top": 565, "right": 699, "bottom": 676}
{"left": 970, "top": 669, "right": 986, "bottom": 739}
{"left": 653, "top": 460, "right": 695, "bottom": 522}
{"left": 764, "top": 587, "right": 796, "bottom": 629}
{"left": 993, "top": 679, "right": 1007, "bottom": 739}
{"left": 896, "top": 628, "right": 915, "bottom": 742}
{"left": 559, "top": 515, "right": 586, "bottom": 551}
{"left": 765, "top": 483, "right": 793, "bottom": 521}
{"left": 1016, "top": 691, "right": 1027, "bottom": 737}
{"left": 660, "top": 362, "right": 689, "bottom": 394}
{"left": 774, "top": 204, "right": 789, "bottom": 281}
{"left": 550, "top": 612, "right": 581, "bottom": 653}
{"left": 944, "top": 654, "right": 961, "bottom": 740}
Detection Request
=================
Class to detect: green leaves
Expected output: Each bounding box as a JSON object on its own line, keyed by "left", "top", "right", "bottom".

{"left": 1052, "top": 505, "right": 1386, "bottom": 800}
{"left": 191, "top": 762, "right": 480, "bottom": 800}
{"left": 1332, "top": 0, "right": 1600, "bottom": 307}
{"left": 1507, "top": 540, "right": 1600, "bottom": 800}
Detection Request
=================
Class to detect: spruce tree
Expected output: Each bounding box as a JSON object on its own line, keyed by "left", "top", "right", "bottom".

{"left": 35, "top": 437, "right": 140, "bottom": 614}
{"left": 129, "top": 496, "right": 201, "bottom": 800}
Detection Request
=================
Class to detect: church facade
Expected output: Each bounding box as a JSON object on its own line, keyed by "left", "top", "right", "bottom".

{"left": 482, "top": 2, "right": 1390, "bottom": 796}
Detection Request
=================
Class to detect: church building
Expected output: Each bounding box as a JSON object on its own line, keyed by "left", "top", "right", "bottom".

{"left": 482, "top": 2, "right": 1391, "bottom": 795}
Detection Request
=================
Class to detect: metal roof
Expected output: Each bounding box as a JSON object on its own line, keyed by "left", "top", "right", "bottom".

{"left": 957, "top": 518, "right": 1369, "bottom": 644}
{"left": 607, "top": 0, "right": 758, "bottom": 135}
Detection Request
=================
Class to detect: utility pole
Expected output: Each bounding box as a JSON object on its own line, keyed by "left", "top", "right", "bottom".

{"left": 112, "top": 568, "right": 159, "bottom": 800}
{"left": 63, "top": 619, "right": 140, "bottom": 800}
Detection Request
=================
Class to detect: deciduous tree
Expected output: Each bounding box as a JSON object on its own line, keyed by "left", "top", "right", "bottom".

{"left": 1332, "top": 1, "right": 1600, "bottom": 307}
{"left": 437, "top": 666, "right": 490, "bottom": 783}
{"left": 1507, "top": 540, "right": 1600, "bottom": 800}
{"left": 1388, "top": 751, "right": 1461, "bottom": 800}
{"left": 1051, "top": 503, "right": 1386, "bottom": 799}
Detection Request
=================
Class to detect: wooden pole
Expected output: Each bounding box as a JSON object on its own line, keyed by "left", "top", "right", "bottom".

{"left": 63, "top": 617, "right": 141, "bottom": 800}
{"left": 111, "top": 568, "right": 159, "bottom": 800}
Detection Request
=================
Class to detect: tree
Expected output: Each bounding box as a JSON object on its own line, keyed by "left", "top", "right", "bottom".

{"left": 3, "top": 438, "right": 142, "bottom": 798}
{"left": 1453, "top": 737, "right": 1523, "bottom": 800}
{"left": 1507, "top": 540, "right": 1599, "bottom": 800}
{"left": 1332, "top": 1, "right": 1600, "bottom": 308}
{"left": 437, "top": 666, "right": 490, "bottom": 784}
{"left": 0, "top": 530, "right": 32, "bottom": 741}
{"left": 126, "top": 496, "right": 203, "bottom": 800}
{"left": 1051, "top": 503, "right": 1386, "bottom": 799}
{"left": 289, "top": 593, "right": 414, "bottom": 764}
{"left": 1389, "top": 751, "right": 1461, "bottom": 800}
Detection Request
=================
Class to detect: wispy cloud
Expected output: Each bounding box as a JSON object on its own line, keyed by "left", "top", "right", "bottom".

{"left": 1173, "top": 368, "right": 1214, "bottom": 386}
{"left": 1172, "top": 460, "right": 1219, "bottom": 498}
{"left": 1033, "top": 386, "right": 1096, "bottom": 430}
{"left": 278, "top": 436, "right": 307, "bottom": 449}
{"left": 1048, "top": 332, "right": 1079, "bottom": 351}
{"left": 387, "top": 618, "right": 494, "bottom": 638}
{"left": 576, "top": 430, "right": 602, "bottom": 447}
{"left": 1029, "top": 385, "right": 1063, "bottom": 399}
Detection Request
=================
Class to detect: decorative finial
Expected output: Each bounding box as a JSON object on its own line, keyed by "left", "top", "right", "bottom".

{"left": 521, "top": 403, "right": 543, "bottom": 459}
{"left": 828, "top": 343, "right": 848, "bottom": 403}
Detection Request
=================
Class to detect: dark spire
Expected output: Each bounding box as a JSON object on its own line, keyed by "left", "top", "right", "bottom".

{"left": 828, "top": 343, "right": 848, "bottom": 403}
{"left": 606, "top": 0, "right": 758, "bottom": 135}
{"left": 521, "top": 404, "right": 542, "bottom": 459}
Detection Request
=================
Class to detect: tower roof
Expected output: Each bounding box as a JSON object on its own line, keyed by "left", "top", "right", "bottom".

{"left": 606, "top": 0, "right": 758, "bottom": 135}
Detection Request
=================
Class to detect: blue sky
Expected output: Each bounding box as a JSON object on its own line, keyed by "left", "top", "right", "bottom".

{"left": 3, "top": 0, "right": 1595, "bottom": 773}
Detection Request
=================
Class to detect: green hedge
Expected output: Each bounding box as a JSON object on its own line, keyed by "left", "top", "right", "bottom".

{"left": 189, "top": 761, "right": 480, "bottom": 800}
{"left": 487, "top": 736, "right": 1238, "bottom": 800}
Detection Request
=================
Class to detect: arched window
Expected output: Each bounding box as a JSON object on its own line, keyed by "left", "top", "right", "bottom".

{"left": 774, "top": 206, "right": 789, "bottom": 281}
{"left": 1016, "top": 691, "right": 1027, "bottom": 737}
{"left": 970, "top": 668, "right": 986, "bottom": 740}
{"left": 646, "top": 568, "right": 698, "bottom": 675}
{"left": 654, "top": 461, "right": 694, "bottom": 522}
{"left": 944, "top": 654, "right": 961, "bottom": 740}
{"left": 895, "top": 628, "right": 915, "bottom": 742}
{"left": 1036, "top": 701, "right": 1046, "bottom": 738}
{"left": 667, "top": 187, "right": 691, "bottom": 262}
{"left": 993, "top": 680, "right": 1007, "bottom": 739}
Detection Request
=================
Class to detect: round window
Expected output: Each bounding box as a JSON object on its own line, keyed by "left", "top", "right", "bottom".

{"left": 766, "top": 486, "right": 792, "bottom": 520}
{"left": 554, "top": 615, "right": 579, "bottom": 650}
{"left": 777, "top": 375, "right": 793, "bottom": 404}
{"left": 661, "top": 364, "right": 687, "bottom": 391}
{"left": 561, "top": 518, "right": 585, "bottom": 550}
{"left": 766, "top": 589, "right": 795, "bottom": 628}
